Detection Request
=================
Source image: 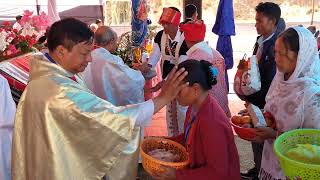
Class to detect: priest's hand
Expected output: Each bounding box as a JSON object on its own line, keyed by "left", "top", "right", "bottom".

{"left": 159, "top": 67, "right": 188, "bottom": 101}
{"left": 144, "top": 80, "right": 165, "bottom": 94}
{"left": 132, "top": 61, "right": 151, "bottom": 73}
{"left": 152, "top": 166, "right": 176, "bottom": 180}
{"left": 150, "top": 80, "right": 165, "bottom": 92}
{"left": 152, "top": 67, "right": 188, "bottom": 113}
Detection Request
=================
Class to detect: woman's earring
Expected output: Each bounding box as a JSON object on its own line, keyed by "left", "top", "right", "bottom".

{"left": 194, "top": 91, "right": 198, "bottom": 96}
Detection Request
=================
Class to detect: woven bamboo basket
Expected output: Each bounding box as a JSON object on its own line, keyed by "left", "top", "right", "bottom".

{"left": 140, "top": 138, "right": 189, "bottom": 175}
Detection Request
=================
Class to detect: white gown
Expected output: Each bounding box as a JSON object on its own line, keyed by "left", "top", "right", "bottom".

{"left": 0, "top": 75, "right": 16, "bottom": 180}
{"left": 82, "top": 48, "right": 146, "bottom": 180}
{"left": 82, "top": 47, "right": 145, "bottom": 106}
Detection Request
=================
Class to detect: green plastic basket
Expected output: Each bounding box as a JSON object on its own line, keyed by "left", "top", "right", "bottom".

{"left": 274, "top": 129, "right": 320, "bottom": 180}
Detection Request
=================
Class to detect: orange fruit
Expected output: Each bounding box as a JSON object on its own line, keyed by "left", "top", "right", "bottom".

{"left": 231, "top": 115, "right": 242, "bottom": 125}
{"left": 240, "top": 116, "right": 252, "bottom": 124}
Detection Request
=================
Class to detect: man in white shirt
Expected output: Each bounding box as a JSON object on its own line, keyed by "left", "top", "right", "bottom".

{"left": 83, "top": 26, "right": 145, "bottom": 106}
{"left": 82, "top": 26, "right": 146, "bottom": 180}
{"left": 241, "top": 2, "right": 280, "bottom": 179}
{"left": 12, "top": 15, "right": 22, "bottom": 31}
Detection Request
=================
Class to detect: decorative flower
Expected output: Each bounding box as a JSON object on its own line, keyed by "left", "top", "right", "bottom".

{"left": 12, "top": 29, "right": 18, "bottom": 34}
{"left": 2, "top": 21, "right": 12, "bottom": 30}
{"left": 0, "top": 10, "right": 50, "bottom": 61}
{"left": 20, "top": 10, "right": 33, "bottom": 26}
{"left": 7, "top": 37, "right": 14, "bottom": 43}
{"left": 0, "top": 30, "right": 9, "bottom": 51}
{"left": 21, "top": 23, "right": 37, "bottom": 37}
{"left": 23, "top": 10, "right": 33, "bottom": 17}
{"left": 6, "top": 31, "right": 16, "bottom": 43}
{"left": 20, "top": 10, "right": 50, "bottom": 34}
{"left": 2, "top": 21, "right": 11, "bottom": 26}
{"left": 7, "top": 44, "right": 18, "bottom": 54}
{"left": 32, "top": 16, "right": 40, "bottom": 28}
{"left": 37, "top": 12, "right": 50, "bottom": 30}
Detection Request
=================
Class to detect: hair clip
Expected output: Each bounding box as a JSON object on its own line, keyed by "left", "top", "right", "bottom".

{"left": 209, "top": 66, "right": 218, "bottom": 77}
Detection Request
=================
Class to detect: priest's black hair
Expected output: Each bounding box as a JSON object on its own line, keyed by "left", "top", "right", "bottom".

{"left": 178, "top": 59, "right": 217, "bottom": 90}
{"left": 47, "top": 18, "right": 93, "bottom": 52}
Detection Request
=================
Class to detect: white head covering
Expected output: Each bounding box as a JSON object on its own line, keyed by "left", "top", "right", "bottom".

{"left": 90, "top": 23, "right": 98, "bottom": 30}
{"left": 260, "top": 26, "right": 320, "bottom": 180}
{"left": 265, "top": 26, "right": 320, "bottom": 132}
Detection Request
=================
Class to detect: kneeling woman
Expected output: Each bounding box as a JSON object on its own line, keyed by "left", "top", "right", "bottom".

{"left": 153, "top": 60, "right": 240, "bottom": 180}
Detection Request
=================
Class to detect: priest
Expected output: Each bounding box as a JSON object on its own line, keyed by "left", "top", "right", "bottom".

{"left": 11, "top": 18, "right": 188, "bottom": 180}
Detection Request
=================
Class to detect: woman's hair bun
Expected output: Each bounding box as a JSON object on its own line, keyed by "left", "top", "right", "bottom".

{"left": 200, "top": 60, "right": 218, "bottom": 88}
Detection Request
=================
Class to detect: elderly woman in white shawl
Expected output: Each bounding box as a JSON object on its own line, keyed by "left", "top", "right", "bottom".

{"left": 251, "top": 27, "right": 320, "bottom": 179}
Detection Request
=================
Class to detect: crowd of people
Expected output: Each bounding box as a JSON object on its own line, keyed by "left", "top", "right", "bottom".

{"left": 0, "top": 2, "right": 320, "bottom": 180}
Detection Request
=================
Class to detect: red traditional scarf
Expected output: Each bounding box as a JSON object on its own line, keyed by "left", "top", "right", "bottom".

{"left": 180, "top": 20, "right": 206, "bottom": 42}
{"left": 159, "top": 8, "right": 181, "bottom": 26}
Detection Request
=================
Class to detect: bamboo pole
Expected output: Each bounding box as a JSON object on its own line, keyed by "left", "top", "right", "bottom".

{"left": 311, "top": 0, "right": 315, "bottom": 25}
{"left": 99, "top": 0, "right": 105, "bottom": 24}
{"left": 36, "top": 0, "right": 40, "bottom": 15}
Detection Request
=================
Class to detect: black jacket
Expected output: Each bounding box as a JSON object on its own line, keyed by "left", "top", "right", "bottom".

{"left": 245, "top": 34, "right": 278, "bottom": 109}
{"left": 154, "top": 30, "right": 189, "bottom": 79}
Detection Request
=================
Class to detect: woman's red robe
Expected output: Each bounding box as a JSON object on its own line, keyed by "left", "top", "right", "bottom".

{"left": 171, "top": 95, "right": 240, "bottom": 180}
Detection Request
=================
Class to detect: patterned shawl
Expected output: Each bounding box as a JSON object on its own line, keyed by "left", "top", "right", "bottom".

{"left": 265, "top": 26, "right": 320, "bottom": 132}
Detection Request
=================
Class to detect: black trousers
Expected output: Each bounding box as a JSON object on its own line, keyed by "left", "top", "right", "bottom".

{"left": 252, "top": 142, "right": 264, "bottom": 171}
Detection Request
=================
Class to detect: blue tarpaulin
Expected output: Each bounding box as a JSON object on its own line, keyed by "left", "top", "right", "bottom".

{"left": 131, "top": 0, "right": 148, "bottom": 46}
{"left": 212, "top": 0, "right": 235, "bottom": 91}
